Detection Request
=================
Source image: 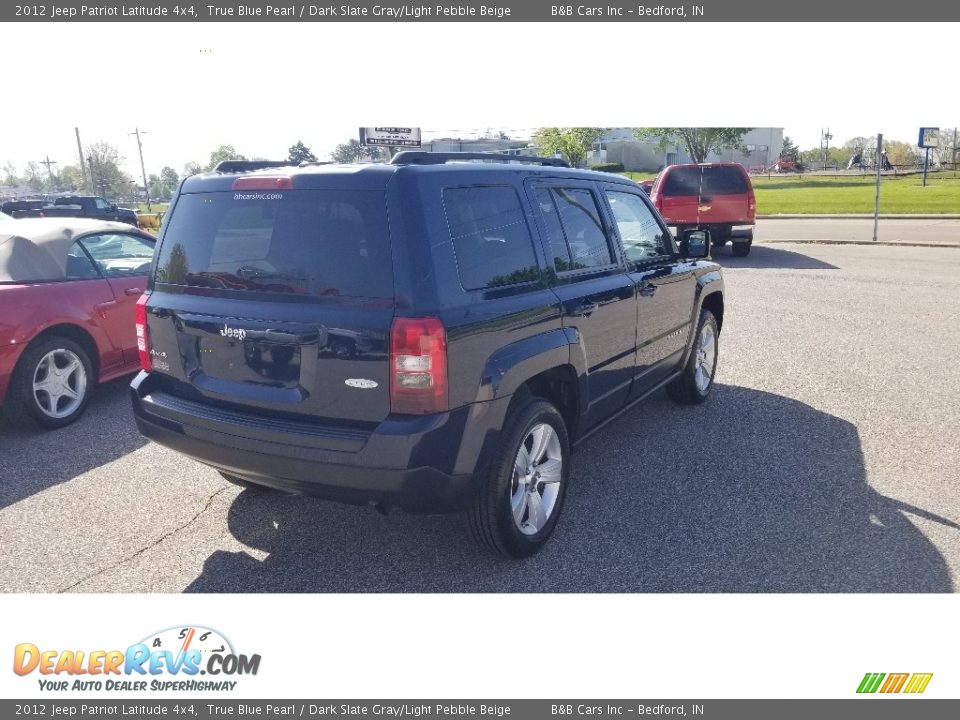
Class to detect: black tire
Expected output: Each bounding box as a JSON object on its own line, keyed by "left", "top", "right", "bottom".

{"left": 6, "top": 336, "right": 94, "bottom": 430}
{"left": 667, "top": 309, "right": 719, "bottom": 405}
{"left": 731, "top": 242, "right": 751, "bottom": 257}
{"left": 468, "top": 398, "right": 571, "bottom": 559}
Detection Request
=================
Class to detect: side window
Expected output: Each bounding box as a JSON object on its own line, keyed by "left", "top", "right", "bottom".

{"left": 535, "top": 187, "right": 615, "bottom": 272}
{"left": 95, "top": 198, "right": 111, "bottom": 210}
{"left": 78, "top": 233, "right": 154, "bottom": 277}
{"left": 65, "top": 241, "right": 101, "bottom": 280}
{"left": 443, "top": 186, "right": 539, "bottom": 290}
{"left": 604, "top": 191, "right": 673, "bottom": 262}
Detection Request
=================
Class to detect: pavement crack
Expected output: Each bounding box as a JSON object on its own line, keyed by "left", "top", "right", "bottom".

{"left": 58, "top": 487, "right": 230, "bottom": 593}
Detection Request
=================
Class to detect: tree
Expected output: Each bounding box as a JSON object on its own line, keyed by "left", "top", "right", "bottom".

{"left": 288, "top": 140, "right": 317, "bottom": 164}
{"left": 933, "top": 128, "right": 958, "bottom": 167}
{"left": 533, "top": 128, "right": 606, "bottom": 168}
{"left": 183, "top": 161, "right": 202, "bottom": 177}
{"left": 633, "top": 128, "right": 754, "bottom": 164}
{"left": 330, "top": 139, "right": 385, "bottom": 164}
{"left": 59, "top": 165, "right": 83, "bottom": 192}
{"left": 24, "top": 162, "right": 44, "bottom": 191}
{"left": 2, "top": 162, "right": 19, "bottom": 186}
{"left": 205, "top": 145, "right": 247, "bottom": 171}
{"left": 780, "top": 135, "right": 799, "bottom": 161}
{"left": 85, "top": 141, "right": 133, "bottom": 197}
{"left": 884, "top": 140, "right": 920, "bottom": 168}
{"left": 160, "top": 166, "right": 179, "bottom": 189}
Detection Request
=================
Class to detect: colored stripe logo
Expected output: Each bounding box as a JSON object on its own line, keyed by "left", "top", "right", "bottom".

{"left": 857, "top": 672, "right": 933, "bottom": 694}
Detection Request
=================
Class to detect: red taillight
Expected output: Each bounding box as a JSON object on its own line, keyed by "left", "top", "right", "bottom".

{"left": 135, "top": 294, "right": 151, "bottom": 371}
{"left": 653, "top": 192, "right": 662, "bottom": 211}
{"left": 231, "top": 176, "right": 293, "bottom": 190}
{"left": 390, "top": 317, "right": 448, "bottom": 415}
{"left": 748, "top": 190, "right": 756, "bottom": 217}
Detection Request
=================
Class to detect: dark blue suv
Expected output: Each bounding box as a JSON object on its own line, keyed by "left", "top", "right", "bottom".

{"left": 131, "top": 152, "right": 725, "bottom": 558}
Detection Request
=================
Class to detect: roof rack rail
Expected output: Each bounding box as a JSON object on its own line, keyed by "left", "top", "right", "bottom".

{"left": 213, "top": 160, "right": 294, "bottom": 173}
{"left": 390, "top": 151, "right": 569, "bottom": 168}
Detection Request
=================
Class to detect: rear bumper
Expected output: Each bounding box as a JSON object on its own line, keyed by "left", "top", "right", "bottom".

{"left": 130, "top": 372, "right": 510, "bottom": 513}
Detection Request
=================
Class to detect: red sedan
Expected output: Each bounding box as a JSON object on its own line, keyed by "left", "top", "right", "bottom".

{"left": 0, "top": 218, "right": 156, "bottom": 429}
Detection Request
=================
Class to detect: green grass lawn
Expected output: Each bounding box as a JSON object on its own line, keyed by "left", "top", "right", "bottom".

{"left": 617, "top": 170, "right": 960, "bottom": 214}
{"left": 749, "top": 173, "right": 960, "bottom": 214}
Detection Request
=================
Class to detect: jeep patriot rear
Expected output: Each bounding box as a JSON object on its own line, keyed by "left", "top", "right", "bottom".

{"left": 131, "top": 152, "right": 725, "bottom": 557}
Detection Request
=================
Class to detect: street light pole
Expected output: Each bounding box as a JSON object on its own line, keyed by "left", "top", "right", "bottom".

{"left": 130, "top": 127, "right": 151, "bottom": 212}
{"left": 873, "top": 133, "right": 883, "bottom": 242}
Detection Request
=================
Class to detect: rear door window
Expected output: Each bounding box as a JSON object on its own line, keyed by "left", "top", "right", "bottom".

{"left": 534, "top": 187, "right": 615, "bottom": 272}
{"left": 662, "top": 166, "right": 748, "bottom": 196}
{"left": 442, "top": 185, "right": 539, "bottom": 290}
{"left": 154, "top": 190, "right": 393, "bottom": 299}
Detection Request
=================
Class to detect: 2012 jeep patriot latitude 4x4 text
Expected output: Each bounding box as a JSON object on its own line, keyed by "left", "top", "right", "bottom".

{"left": 131, "top": 152, "right": 725, "bottom": 558}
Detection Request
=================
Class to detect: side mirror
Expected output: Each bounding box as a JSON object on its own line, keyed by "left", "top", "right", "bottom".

{"left": 680, "top": 229, "right": 710, "bottom": 259}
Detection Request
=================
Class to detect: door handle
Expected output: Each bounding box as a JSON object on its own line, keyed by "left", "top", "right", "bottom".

{"left": 639, "top": 283, "right": 657, "bottom": 297}
{"left": 565, "top": 301, "right": 598, "bottom": 318}
{"left": 93, "top": 299, "right": 117, "bottom": 318}
{"left": 124, "top": 287, "right": 143, "bottom": 296}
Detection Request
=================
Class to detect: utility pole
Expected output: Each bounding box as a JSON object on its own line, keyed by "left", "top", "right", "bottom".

{"left": 953, "top": 128, "right": 958, "bottom": 177}
{"left": 873, "top": 133, "right": 883, "bottom": 242}
{"left": 129, "top": 127, "right": 151, "bottom": 212}
{"left": 75, "top": 127, "right": 88, "bottom": 192}
{"left": 822, "top": 127, "right": 832, "bottom": 172}
{"left": 38, "top": 156, "right": 58, "bottom": 192}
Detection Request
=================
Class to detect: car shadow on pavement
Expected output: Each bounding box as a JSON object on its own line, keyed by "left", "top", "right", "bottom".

{"left": 184, "top": 384, "right": 952, "bottom": 593}
{"left": 712, "top": 245, "right": 838, "bottom": 270}
{"left": 0, "top": 377, "right": 146, "bottom": 509}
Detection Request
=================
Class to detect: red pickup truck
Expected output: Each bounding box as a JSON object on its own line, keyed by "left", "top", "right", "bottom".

{"left": 650, "top": 163, "right": 756, "bottom": 257}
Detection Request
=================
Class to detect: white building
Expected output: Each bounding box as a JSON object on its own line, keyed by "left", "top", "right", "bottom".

{"left": 589, "top": 128, "right": 784, "bottom": 171}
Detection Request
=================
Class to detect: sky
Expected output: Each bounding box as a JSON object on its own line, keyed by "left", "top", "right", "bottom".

{"left": 2, "top": 22, "right": 953, "bottom": 180}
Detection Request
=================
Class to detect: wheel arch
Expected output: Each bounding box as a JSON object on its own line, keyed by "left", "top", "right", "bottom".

{"left": 13, "top": 323, "right": 100, "bottom": 382}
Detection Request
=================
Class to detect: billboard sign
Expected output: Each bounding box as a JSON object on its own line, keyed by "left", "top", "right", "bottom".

{"left": 918, "top": 127, "right": 939, "bottom": 148}
{"left": 360, "top": 127, "right": 422, "bottom": 147}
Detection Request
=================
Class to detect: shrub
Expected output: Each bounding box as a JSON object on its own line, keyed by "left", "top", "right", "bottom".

{"left": 591, "top": 162, "right": 625, "bottom": 173}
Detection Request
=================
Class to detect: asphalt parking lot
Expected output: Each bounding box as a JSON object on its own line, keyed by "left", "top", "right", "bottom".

{"left": 2, "top": 241, "right": 959, "bottom": 593}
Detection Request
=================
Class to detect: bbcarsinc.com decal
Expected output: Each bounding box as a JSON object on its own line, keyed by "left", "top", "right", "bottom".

{"left": 13, "top": 626, "right": 260, "bottom": 692}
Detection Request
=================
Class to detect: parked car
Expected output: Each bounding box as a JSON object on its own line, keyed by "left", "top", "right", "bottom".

{"left": 0, "top": 218, "right": 156, "bottom": 429}
{"left": 650, "top": 163, "right": 756, "bottom": 257}
{"left": 130, "top": 153, "right": 725, "bottom": 558}
{"left": 1, "top": 200, "right": 48, "bottom": 216}
{"left": 8, "top": 196, "right": 139, "bottom": 226}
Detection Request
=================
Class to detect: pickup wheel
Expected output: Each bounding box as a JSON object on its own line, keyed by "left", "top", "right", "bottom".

{"left": 6, "top": 336, "right": 93, "bottom": 430}
{"left": 731, "top": 241, "right": 752, "bottom": 257}
{"left": 667, "top": 309, "right": 719, "bottom": 405}
{"left": 468, "top": 398, "right": 570, "bottom": 559}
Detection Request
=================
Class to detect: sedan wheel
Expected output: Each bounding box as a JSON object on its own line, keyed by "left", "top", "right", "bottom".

{"left": 5, "top": 336, "right": 94, "bottom": 430}
{"left": 33, "top": 348, "right": 88, "bottom": 419}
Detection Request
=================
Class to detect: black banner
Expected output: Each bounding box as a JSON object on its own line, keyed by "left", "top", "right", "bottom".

{"left": 2, "top": 0, "right": 958, "bottom": 22}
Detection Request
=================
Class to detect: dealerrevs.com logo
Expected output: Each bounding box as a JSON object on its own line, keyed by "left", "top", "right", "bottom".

{"left": 13, "top": 626, "right": 261, "bottom": 692}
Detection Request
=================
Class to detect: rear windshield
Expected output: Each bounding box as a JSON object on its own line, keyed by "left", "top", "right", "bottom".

{"left": 662, "top": 166, "right": 748, "bottom": 196}
{"left": 154, "top": 190, "right": 392, "bottom": 299}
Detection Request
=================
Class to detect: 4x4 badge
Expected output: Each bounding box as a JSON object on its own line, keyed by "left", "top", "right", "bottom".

{"left": 345, "top": 379, "right": 378, "bottom": 389}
